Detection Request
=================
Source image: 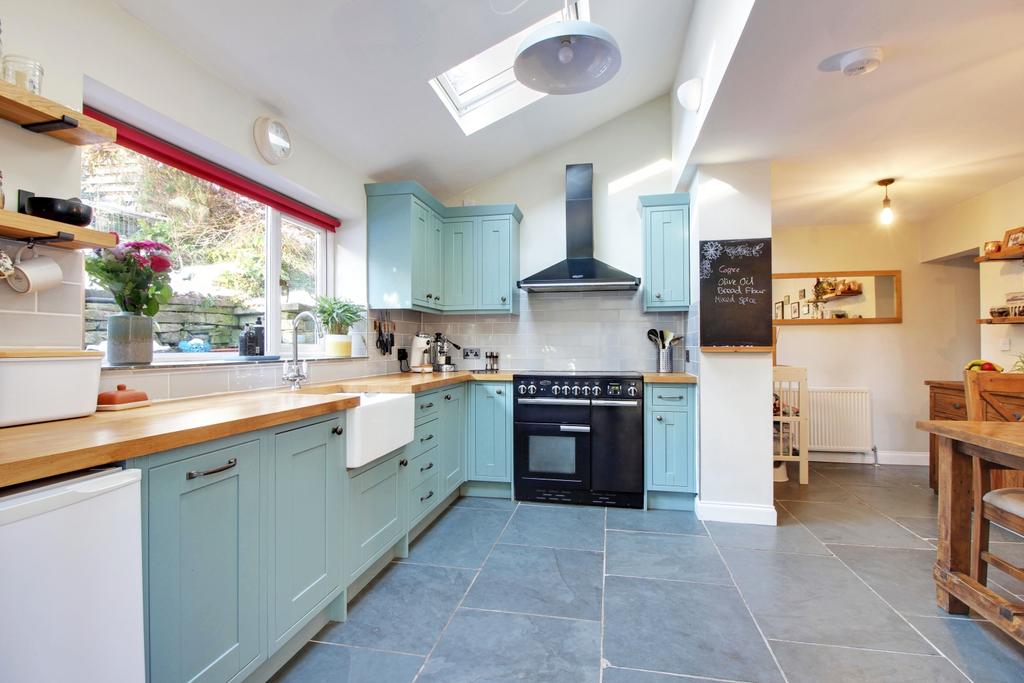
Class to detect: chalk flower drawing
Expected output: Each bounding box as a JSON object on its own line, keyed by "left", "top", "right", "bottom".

{"left": 700, "top": 240, "right": 765, "bottom": 279}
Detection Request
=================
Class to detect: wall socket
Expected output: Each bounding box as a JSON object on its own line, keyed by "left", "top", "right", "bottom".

{"left": 463, "top": 347, "right": 481, "bottom": 359}
{"left": 1001, "top": 337, "right": 1012, "bottom": 352}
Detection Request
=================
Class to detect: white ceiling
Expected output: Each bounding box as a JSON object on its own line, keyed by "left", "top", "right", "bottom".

{"left": 689, "top": 0, "right": 1024, "bottom": 227}
{"left": 113, "top": 0, "right": 692, "bottom": 199}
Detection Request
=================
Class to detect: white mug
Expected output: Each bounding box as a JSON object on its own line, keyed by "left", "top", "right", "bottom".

{"left": 7, "top": 246, "right": 63, "bottom": 294}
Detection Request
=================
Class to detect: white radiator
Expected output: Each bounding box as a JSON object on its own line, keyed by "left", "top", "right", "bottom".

{"left": 808, "top": 387, "right": 873, "bottom": 454}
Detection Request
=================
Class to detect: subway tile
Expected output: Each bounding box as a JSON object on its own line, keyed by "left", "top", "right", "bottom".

{"left": 99, "top": 370, "right": 171, "bottom": 400}
{"left": 0, "top": 311, "right": 83, "bottom": 347}
{"left": 37, "top": 283, "right": 85, "bottom": 315}
{"left": 168, "top": 369, "right": 231, "bottom": 398}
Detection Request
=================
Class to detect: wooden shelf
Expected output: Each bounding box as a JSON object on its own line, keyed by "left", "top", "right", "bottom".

{"left": 978, "top": 317, "right": 1024, "bottom": 325}
{"left": 975, "top": 250, "right": 1024, "bottom": 263}
{"left": 0, "top": 210, "right": 118, "bottom": 249}
{"left": 0, "top": 80, "right": 115, "bottom": 145}
{"left": 701, "top": 346, "right": 773, "bottom": 353}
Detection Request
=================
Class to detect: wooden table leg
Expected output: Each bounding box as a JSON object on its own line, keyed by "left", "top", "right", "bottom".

{"left": 936, "top": 435, "right": 972, "bottom": 614}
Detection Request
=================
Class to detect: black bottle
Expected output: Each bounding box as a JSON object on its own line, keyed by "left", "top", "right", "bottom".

{"left": 252, "top": 317, "right": 266, "bottom": 356}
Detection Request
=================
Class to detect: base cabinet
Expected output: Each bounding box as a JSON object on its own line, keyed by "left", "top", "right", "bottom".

{"left": 146, "top": 439, "right": 264, "bottom": 683}
{"left": 346, "top": 453, "right": 405, "bottom": 582}
{"left": 645, "top": 384, "right": 696, "bottom": 493}
{"left": 440, "top": 385, "right": 467, "bottom": 494}
{"left": 468, "top": 382, "right": 512, "bottom": 482}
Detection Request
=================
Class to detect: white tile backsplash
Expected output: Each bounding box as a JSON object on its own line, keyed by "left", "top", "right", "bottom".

{"left": 0, "top": 237, "right": 85, "bottom": 348}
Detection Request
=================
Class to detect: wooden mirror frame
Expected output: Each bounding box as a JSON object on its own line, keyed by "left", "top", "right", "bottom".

{"left": 771, "top": 269, "right": 902, "bottom": 325}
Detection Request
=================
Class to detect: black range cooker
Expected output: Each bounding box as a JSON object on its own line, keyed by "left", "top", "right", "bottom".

{"left": 513, "top": 372, "right": 644, "bottom": 508}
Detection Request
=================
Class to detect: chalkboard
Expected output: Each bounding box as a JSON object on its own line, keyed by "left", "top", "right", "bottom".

{"left": 699, "top": 238, "right": 772, "bottom": 348}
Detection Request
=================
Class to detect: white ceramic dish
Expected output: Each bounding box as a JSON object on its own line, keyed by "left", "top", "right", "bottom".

{"left": 0, "top": 353, "right": 102, "bottom": 427}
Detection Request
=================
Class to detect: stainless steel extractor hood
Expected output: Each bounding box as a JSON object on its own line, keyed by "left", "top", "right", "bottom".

{"left": 517, "top": 164, "right": 640, "bottom": 292}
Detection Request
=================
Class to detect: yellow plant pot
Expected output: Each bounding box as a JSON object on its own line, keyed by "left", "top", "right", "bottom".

{"left": 325, "top": 333, "right": 352, "bottom": 358}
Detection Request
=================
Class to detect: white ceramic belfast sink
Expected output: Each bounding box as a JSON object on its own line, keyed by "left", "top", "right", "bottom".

{"left": 345, "top": 393, "right": 414, "bottom": 468}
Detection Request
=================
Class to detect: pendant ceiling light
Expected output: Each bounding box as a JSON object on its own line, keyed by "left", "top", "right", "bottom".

{"left": 513, "top": 2, "right": 621, "bottom": 95}
{"left": 877, "top": 178, "right": 895, "bottom": 225}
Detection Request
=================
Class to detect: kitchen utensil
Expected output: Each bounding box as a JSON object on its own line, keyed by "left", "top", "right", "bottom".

{"left": 24, "top": 196, "right": 93, "bottom": 226}
{"left": 6, "top": 245, "right": 62, "bottom": 294}
{"left": 659, "top": 329, "right": 666, "bottom": 349}
{"left": 2, "top": 54, "right": 43, "bottom": 94}
{"left": 664, "top": 331, "right": 674, "bottom": 347}
{"left": 96, "top": 384, "right": 151, "bottom": 411}
{"left": 647, "top": 328, "right": 660, "bottom": 346}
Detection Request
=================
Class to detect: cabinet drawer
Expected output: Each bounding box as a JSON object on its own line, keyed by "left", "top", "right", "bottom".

{"left": 410, "top": 471, "right": 441, "bottom": 524}
{"left": 416, "top": 392, "right": 441, "bottom": 421}
{"left": 412, "top": 417, "right": 441, "bottom": 456}
{"left": 931, "top": 389, "right": 966, "bottom": 419}
{"left": 983, "top": 392, "right": 1024, "bottom": 422}
{"left": 651, "top": 386, "right": 689, "bottom": 408}
{"left": 410, "top": 447, "right": 440, "bottom": 488}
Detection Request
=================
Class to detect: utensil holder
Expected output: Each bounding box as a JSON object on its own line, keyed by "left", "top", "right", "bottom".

{"left": 657, "top": 347, "right": 673, "bottom": 373}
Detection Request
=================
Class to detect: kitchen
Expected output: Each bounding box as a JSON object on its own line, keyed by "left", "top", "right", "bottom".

{"left": 2, "top": 1, "right": 1024, "bottom": 682}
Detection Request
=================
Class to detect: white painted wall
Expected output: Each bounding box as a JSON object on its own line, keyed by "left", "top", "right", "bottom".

{"left": 690, "top": 161, "right": 775, "bottom": 525}
{"left": 774, "top": 223, "right": 979, "bottom": 456}
{"left": 0, "top": 0, "right": 370, "bottom": 347}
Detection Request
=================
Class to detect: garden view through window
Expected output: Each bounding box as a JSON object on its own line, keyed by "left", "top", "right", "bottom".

{"left": 81, "top": 142, "right": 334, "bottom": 358}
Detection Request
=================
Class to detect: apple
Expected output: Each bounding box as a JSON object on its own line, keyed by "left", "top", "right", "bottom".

{"left": 981, "top": 362, "right": 996, "bottom": 371}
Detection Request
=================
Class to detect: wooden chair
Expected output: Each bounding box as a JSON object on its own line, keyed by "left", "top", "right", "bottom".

{"left": 963, "top": 370, "right": 1024, "bottom": 587}
{"left": 774, "top": 366, "right": 810, "bottom": 484}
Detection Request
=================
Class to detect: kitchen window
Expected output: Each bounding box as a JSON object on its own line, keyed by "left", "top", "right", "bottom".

{"left": 80, "top": 118, "right": 340, "bottom": 360}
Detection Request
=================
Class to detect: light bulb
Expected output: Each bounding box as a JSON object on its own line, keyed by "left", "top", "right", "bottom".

{"left": 558, "top": 42, "right": 574, "bottom": 64}
{"left": 880, "top": 203, "right": 894, "bottom": 225}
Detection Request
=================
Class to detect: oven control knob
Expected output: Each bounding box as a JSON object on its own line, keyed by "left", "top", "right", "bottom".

{"left": 627, "top": 386, "right": 638, "bottom": 398}
{"left": 518, "top": 384, "right": 527, "bottom": 396}
{"left": 592, "top": 386, "right": 602, "bottom": 397}
{"left": 552, "top": 385, "right": 560, "bottom": 396}
{"left": 560, "top": 385, "right": 571, "bottom": 394}
{"left": 582, "top": 386, "right": 592, "bottom": 396}
{"left": 572, "top": 386, "right": 581, "bottom": 397}
{"left": 527, "top": 384, "right": 538, "bottom": 395}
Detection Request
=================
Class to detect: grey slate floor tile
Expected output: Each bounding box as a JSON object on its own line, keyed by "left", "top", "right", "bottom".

{"left": 908, "top": 614, "right": 1024, "bottom": 683}
{"left": 705, "top": 506, "right": 830, "bottom": 555}
{"left": 602, "top": 667, "right": 722, "bottom": 682}
{"left": 605, "top": 508, "right": 707, "bottom": 536}
{"left": 894, "top": 515, "right": 1024, "bottom": 543}
{"left": 465, "top": 543, "right": 603, "bottom": 620}
{"left": 451, "top": 495, "right": 517, "bottom": 510}
{"left": 500, "top": 503, "right": 605, "bottom": 551}
{"left": 770, "top": 640, "right": 967, "bottom": 683}
{"left": 316, "top": 563, "right": 475, "bottom": 655}
{"left": 781, "top": 499, "right": 932, "bottom": 548}
{"left": 405, "top": 507, "right": 510, "bottom": 568}
{"left": 605, "top": 529, "right": 731, "bottom": 584}
{"left": 269, "top": 642, "right": 422, "bottom": 683}
{"left": 416, "top": 608, "right": 601, "bottom": 683}
{"left": 721, "top": 546, "right": 934, "bottom": 654}
{"left": 843, "top": 483, "right": 939, "bottom": 518}
{"left": 811, "top": 462, "right": 931, "bottom": 489}
{"left": 603, "top": 575, "right": 784, "bottom": 683}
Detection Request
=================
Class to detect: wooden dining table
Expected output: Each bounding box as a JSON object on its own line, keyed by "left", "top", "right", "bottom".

{"left": 917, "top": 419, "right": 1024, "bottom": 645}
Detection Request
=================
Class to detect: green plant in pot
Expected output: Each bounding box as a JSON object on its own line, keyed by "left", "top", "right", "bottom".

{"left": 85, "top": 240, "right": 174, "bottom": 366}
{"left": 313, "top": 296, "right": 365, "bottom": 358}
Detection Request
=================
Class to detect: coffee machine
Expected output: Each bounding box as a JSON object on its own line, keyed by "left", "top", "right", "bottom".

{"left": 410, "top": 333, "right": 433, "bottom": 373}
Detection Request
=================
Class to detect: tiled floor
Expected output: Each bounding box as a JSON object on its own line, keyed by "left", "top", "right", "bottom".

{"left": 271, "top": 463, "right": 1024, "bottom": 682}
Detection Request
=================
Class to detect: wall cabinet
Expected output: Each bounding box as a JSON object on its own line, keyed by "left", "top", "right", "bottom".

{"left": 440, "top": 385, "right": 467, "bottom": 494}
{"left": 367, "top": 181, "right": 521, "bottom": 314}
{"left": 645, "top": 384, "right": 696, "bottom": 493}
{"left": 469, "top": 381, "right": 513, "bottom": 482}
{"left": 639, "top": 194, "right": 690, "bottom": 312}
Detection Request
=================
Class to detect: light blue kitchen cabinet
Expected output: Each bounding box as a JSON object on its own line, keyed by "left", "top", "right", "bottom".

{"left": 346, "top": 452, "right": 405, "bottom": 582}
{"left": 269, "top": 419, "right": 344, "bottom": 654}
{"left": 644, "top": 384, "right": 696, "bottom": 492}
{"left": 639, "top": 194, "right": 689, "bottom": 312}
{"left": 440, "top": 384, "right": 467, "bottom": 494}
{"left": 468, "top": 381, "right": 513, "bottom": 482}
{"left": 442, "top": 218, "right": 477, "bottom": 310}
{"left": 406, "top": 446, "right": 442, "bottom": 529}
{"left": 367, "top": 181, "right": 522, "bottom": 314}
{"left": 146, "top": 438, "right": 264, "bottom": 683}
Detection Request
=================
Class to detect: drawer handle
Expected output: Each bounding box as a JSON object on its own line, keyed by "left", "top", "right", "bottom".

{"left": 420, "top": 490, "right": 434, "bottom": 503}
{"left": 656, "top": 395, "right": 683, "bottom": 400}
{"left": 186, "top": 458, "right": 237, "bottom": 480}
{"left": 656, "top": 415, "right": 664, "bottom": 422}
{"left": 420, "top": 462, "right": 434, "bottom": 472}
{"left": 332, "top": 426, "right": 344, "bottom": 435}
{"left": 400, "top": 459, "right": 409, "bottom": 467}
{"left": 421, "top": 433, "right": 435, "bottom": 442}
{"left": 420, "top": 402, "right": 434, "bottom": 409}
{"left": 952, "top": 402, "right": 962, "bottom": 409}
{"left": 495, "top": 389, "right": 503, "bottom": 395}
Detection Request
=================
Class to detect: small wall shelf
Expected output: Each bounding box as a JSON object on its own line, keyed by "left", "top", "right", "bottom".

{"left": 975, "top": 251, "right": 1024, "bottom": 264}
{"left": 978, "top": 317, "right": 1024, "bottom": 325}
{"left": 0, "top": 210, "right": 118, "bottom": 249}
{"left": 0, "top": 80, "right": 115, "bottom": 145}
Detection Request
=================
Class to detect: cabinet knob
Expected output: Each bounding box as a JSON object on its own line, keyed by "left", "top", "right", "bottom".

{"left": 435, "top": 296, "right": 441, "bottom": 303}
{"left": 426, "top": 293, "right": 433, "bottom": 299}
{"left": 400, "top": 458, "right": 408, "bottom": 467}
{"left": 495, "top": 389, "right": 503, "bottom": 395}
{"left": 656, "top": 415, "right": 663, "bottom": 422}
{"left": 444, "top": 394, "right": 452, "bottom": 401}
{"left": 501, "top": 296, "right": 507, "bottom": 303}
{"left": 332, "top": 425, "right": 344, "bottom": 435}
{"left": 952, "top": 402, "right": 962, "bottom": 409}
{"left": 655, "top": 292, "right": 663, "bottom": 299}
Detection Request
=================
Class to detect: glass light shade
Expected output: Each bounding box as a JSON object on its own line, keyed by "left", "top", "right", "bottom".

{"left": 513, "top": 20, "right": 621, "bottom": 95}
{"left": 879, "top": 203, "right": 894, "bottom": 225}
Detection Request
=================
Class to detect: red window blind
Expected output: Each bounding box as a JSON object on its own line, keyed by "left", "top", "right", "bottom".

{"left": 84, "top": 107, "right": 341, "bottom": 232}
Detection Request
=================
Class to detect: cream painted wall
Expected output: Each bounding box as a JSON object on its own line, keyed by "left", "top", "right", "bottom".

{"left": 690, "top": 161, "right": 775, "bottom": 525}
{"left": 773, "top": 222, "right": 979, "bottom": 455}
{"left": 920, "top": 174, "right": 1024, "bottom": 263}
{"left": 446, "top": 95, "right": 674, "bottom": 280}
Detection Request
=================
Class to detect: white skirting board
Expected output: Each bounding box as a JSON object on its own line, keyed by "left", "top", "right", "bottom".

{"left": 695, "top": 499, "right": 777, "bottom": 526}
{"left": 809, "top": 450, "right": 928, "bottom": 466}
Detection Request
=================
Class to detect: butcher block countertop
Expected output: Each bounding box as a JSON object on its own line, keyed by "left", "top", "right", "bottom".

{"left": 643, "top": 372, "right": 698, "bottom": 384}
{"left": 307, "top": 370, "right": 515, "bottom": 394}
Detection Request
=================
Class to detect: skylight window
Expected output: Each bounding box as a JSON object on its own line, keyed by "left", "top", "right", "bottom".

{"left": 429, "top": 0, "right": 589, "bottom": 135}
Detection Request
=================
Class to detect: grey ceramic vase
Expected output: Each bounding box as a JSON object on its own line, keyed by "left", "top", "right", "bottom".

{"left": 106, "top": 313, "right": 154, "bottom": 365}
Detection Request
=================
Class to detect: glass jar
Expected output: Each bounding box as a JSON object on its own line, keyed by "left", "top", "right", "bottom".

{"left": 2, "top": 55, "right": 43, "bottom": 94}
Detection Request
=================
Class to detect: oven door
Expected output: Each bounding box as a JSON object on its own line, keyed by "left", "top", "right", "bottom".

{"left": 514, "top": 421, "right": 591, "bottom": 491}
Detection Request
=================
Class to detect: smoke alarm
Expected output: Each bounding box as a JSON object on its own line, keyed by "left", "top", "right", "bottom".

{"left": 818, "top": 46, "right": 884, "bottom": 76}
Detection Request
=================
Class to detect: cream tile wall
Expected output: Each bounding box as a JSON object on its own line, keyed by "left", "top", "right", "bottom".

{"left": 0, "top": 237, "right": 86, "bottom": 347}
{"left": 422, "top": 290, "right": 685, "bottom": 373}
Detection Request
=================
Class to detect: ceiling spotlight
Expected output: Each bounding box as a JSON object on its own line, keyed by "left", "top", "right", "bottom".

{"left": 877, "top": 178, "right": 895, "bottom": 225}
{"left": 676, "top": 77, "right": 702, "bottom": 112}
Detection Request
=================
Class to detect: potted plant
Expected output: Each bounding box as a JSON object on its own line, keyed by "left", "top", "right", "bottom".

{"left": 85, "top": 241, "right": 174, "bottom": 365}
{"left": 313, "top": 296, "right": 365, "bottom": 358}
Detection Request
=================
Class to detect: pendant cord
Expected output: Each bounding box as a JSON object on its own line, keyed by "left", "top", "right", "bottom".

{"left": 489, "top": 0, "right": 532, "bottom": 16}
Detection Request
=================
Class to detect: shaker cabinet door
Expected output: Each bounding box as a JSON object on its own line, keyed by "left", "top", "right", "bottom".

{"left": 478, "top": 217, "right": 512, "bottom": 310}
{"left": 470, "top": 382, "right": 512, "bottom": 482}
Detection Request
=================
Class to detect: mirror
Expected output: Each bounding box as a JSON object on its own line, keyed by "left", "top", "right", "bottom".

{"left": 771, "top": 270, "right": 902, "bottom": 325}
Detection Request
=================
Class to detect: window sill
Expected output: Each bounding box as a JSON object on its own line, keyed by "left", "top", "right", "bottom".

{"left": 101, "top": 354, "right": 371, "bottom": 371}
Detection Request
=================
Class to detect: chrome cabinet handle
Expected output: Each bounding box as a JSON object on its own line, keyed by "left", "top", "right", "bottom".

{"left": 332, "top": 426, "right": 344, "bottom": 435}
{"left": 420, "top": 402, "right": 434, "bottom": 409}
{"left": 420, "top": 462, "right": 434, "bottom": 472}
{"left": 420, "top": 490, "right": 434, "bottom": 502}
{"left": 421, "top": 433, "right": 434, "bottom": 442}
{"left": 400, "top": 459, "right": 409, "bottom": 467}
{"left": 656, "top": 395, "right": 683, "bottom": 400}
{"left": 186, "top": 458, "right": 237, "bottom": 480}
{"left": 656, "top": 415, "right": 664, "bottom": 422}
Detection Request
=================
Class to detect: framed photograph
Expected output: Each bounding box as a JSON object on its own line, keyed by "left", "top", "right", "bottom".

{"left": 798, "top": 289, "right": 806, "bottom": 300}
{"left": 784, "top": 295, "right": 791, "bottom": 306}
{"left": 791, "top": 302, "right": 800, "bottom": 319}
{"left": 1004, "top": 226, "right": 1024, "bottom": 251}
{"left": 774, "top": 301, "right": 784, "bottom": 319}
{"left": 801, "top": 303, "right": 810, "bottom": 315}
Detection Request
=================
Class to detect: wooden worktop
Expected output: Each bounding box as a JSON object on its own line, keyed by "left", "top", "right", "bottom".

{"left": 925, "top": 380, "right": 965, "bottom": 390}
{"left": 309, "top": 370, "right": 514, "bottom": 393}
{"left": 917, "top": 420, "right": 1024, "bottom": 460}
{"left": 643, "top": 372, "right": 698, "bottom": 384}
